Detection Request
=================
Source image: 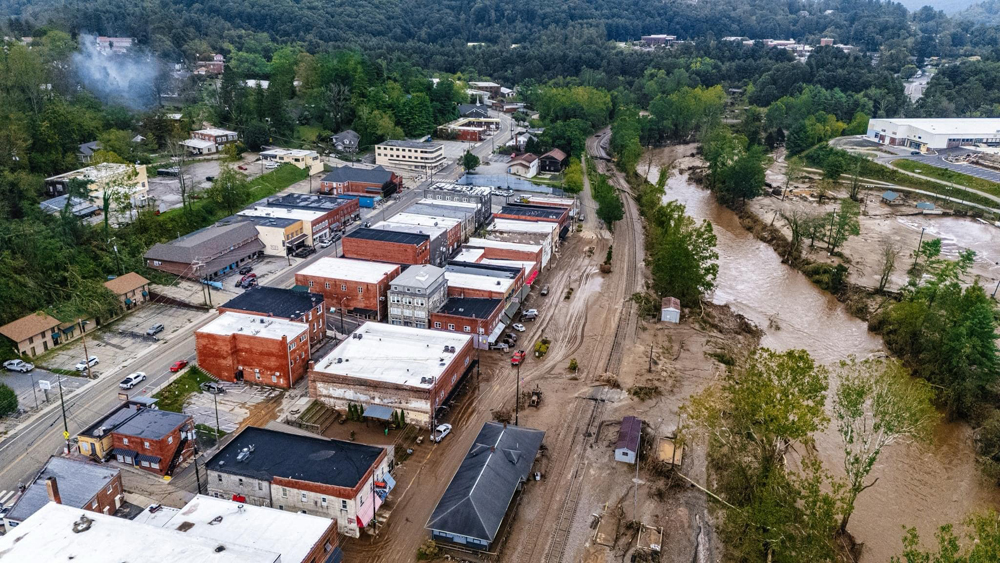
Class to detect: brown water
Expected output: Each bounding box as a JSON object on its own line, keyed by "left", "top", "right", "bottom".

{"left": 654, "top": 163, "right": 1000, "bottom": 561}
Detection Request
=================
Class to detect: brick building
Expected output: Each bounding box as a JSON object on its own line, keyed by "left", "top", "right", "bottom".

{"left": 497, "top": 203, "right": 570, "bottom": 232}
{"left": 181, "top": 128, "right": 238, "bottom": 155}
{"left": 144, "top": 221, "right": 264, "bottom": 280}
{"left": 310, "top": 323, "right": 475, "bottom": 428}
{"left": 77, "top": 397, "right": 159, "bottom": 461}
{"left": 295, "top": 257, "right": 401, "bottom": 321}
{"left": 263, "top": 193, "right": 361, "bottom": 233}
{"left": 384, "top": 212, "right": 463, "bottom": 252}
{"left": 465, "top": 237, "right": 545, "bottom": 272}
{"left": 320, "top": 166, "right": 401, "bottom": 197}
{"left": 370, "top": 221, "right": 449, "bottom": 266}
{"left": 196, "top": 312, "right": 311, "bottom": 389}
{"left": 342, "top": 228, "right": 431, "bottom": 265}
{"left": 3, "top": 457, "right": 123, "bottom": 529}
{"left": 111, "top": 409, "right": 195, "bottom": 476}
{"left": 422, "top": 183, "right": 493, "bottom": 227}
{"left": 205, "top": 426, "right": 391, "bottom": 539}
{"left": 406, "top": 201, "right": 478, "bottom": 239}
{"left": 237, "top": 205, "right": 335, "bottom": 246}
{"left": 219, "top": 287, "right": 326, "bottom": 347}
{"left": 430, "top": 298, "right": 504, "bottom": 349}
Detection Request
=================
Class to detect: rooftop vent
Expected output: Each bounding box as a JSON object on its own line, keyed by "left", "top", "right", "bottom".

{"left": 210, "top": 516, "right": 224, "bottom": 525}
{"left": 236, "top": 444, "right": 255, "bottom": 463}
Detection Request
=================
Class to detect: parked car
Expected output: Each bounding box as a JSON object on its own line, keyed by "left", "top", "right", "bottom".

{"left": 317, "top": 239, "right": 333, "bottom": 249}
{"left": 512, "top": 323, "right": 526, "bottom": 332}
{"left": 363, "top": 221, "right": 372, "bottom": 228}
{"left": 237, "top": 165, "right": 247, "bottom": 171}
{"left": 238, "top": 266, "right": 253, "bottom": 275}
{"left": 431, "top": 423, "right": 453, "bottom": 443}
{"left": 910, "top": 151, "right": 920, "bottom": 156}
{"left": 146, "top": 323, "right": 164, "bottom": 336}
{"left": 75, "top": 356, "right": 99, "bottom": 371}
{"left": 3, "top": 359, "right": 34, "bottom": 373}
{"left": 540, "top": 285, "right": 549, "bottom": 296}
{"left": 506, "top": 333, "right": 518, "bottom": 342}
{"left": 205, "top": 176, "right": 216, "bottom": 182}
{"left": 119, "top": 372, "right": 146, "bottom": 389}
{"left": 293, "top": 246, "right": 316, "bottom": 258}
{"left": 264, "top": 161, "right": 279, "bottom": 170}
{"left": 243, "top": 278, "right": 258, "bottom": 289}
{"left": 331, "top": 232, "right": 343, "bottom": 242}
{"left": 579, "top": 213, "right": 586, "bottom": 221}
{"left": 200, "top": 381, "right": 226, "bottom": 394}
{"left": 238, "top": 273, "right": 257, "bottom": 287}
{"left": 489, "top": 342, "right": 509, "bottom": 351}
{"left": 511, "top": 350, "right": 526, "bottom": 366}
{"left": 169, "top": 360, "right": 189, "bottom": 372}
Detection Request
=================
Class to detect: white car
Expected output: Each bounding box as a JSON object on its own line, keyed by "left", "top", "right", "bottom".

{"left": 431, "top": 423, "right": 453, "bottom": 443}
{"left": 264, "top": 161, "right": 279, "bottom": 170}
{"left": 3, "top": 359, "right": 34, "bottom": 373}
{"left": 75, "top": 356, "right": 99, "bottom": 371}
{"left": 317, "top": 239, "right": 333, "bottom": 249}
{"left": 512, "top": 323, "right": 526, "bottom": 332}
{"left": 119, "top": 372, "right": 146, "bottom": 389}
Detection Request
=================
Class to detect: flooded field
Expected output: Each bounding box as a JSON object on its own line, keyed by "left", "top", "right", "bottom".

{"left": 645, "top": 152, "right": 1000, "bottom": 561}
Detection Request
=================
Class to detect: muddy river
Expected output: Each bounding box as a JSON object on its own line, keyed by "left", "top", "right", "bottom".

{"left": 653, "top": 164, "right": 1000, "bottom": 560}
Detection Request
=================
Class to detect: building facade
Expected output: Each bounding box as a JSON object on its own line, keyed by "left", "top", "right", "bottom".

{"left": 388, "top": 265, "right": 448, "bottom": 328}
{"left": 866, "top": 118, "right": 1000, "bottom": 151}
{"left": 103, "top": 272, "right": 151, "bottom": 311}
{"left": 342, "top": 228, "right": 431, "bottom": 265}
{"left": 218, "top": 287, "right": 326, "bottom": 347}
{"left": 259, "top": 148, "right": 324, "bottom": 174}
{"left": 111, "top": 409, "right": 195, "bottom": 476}
{"left": 181, "top": 128, "right": 238, "bottom": 155}
{"left": 320, "top": 166, "right": 401, "bottom": 197}
{"left": 422, "top": 183, "right": 493, "bottom": 227}
{"left": 429, "top": 298, "right": 504, "bottom": 350}
{"left": 375, "top": 140, "right": 446, "bottom": 172}
{"left": 144, "top": 221, "right": 264, "bottom": 280}
{"left": 195, "top": 312, "right": 311, "bottom": 389}
{"left": 295, "top": 257, "right": 401, "bottom": 321}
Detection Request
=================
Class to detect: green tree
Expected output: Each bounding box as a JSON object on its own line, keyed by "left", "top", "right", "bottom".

{"left": 242, "top": 121, "right": 270, "bottom": 152}
{"left": 719, "top": 144, "right": 767, "bottom": 205}
{"left": 892, "top": 510, "right": 1000, "bottom": 562}
{"left": 461, "top": 150, "right": 480, "bottom": 172}
{"left": 207, "top": 166, "right": 252, "bottom": 215}
{"left": 833, "top": 357, "right": 937, "bottom": 534}
{"left": 825, "top": 198, "right": 861, "bottom": 253}
{"left": 785, "top": 120, "right": 813, "bottom": 155}
{"left": 0, "top": 383, "right": 17, "bottom": 417}
{"left": 647, "top": 200, "right": 718, "bottom": 306}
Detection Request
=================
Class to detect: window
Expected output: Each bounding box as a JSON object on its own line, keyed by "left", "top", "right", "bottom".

{"left": 92, "top": 499, "right": 98, "bottom": 509}
{"left": 144, "top": 441, "right": 150, "bottom": 449}
{"left": 272, "top": 375, "right": 277, "bottom": 383}
{"left": 434, "top": 322, "right": 441, "bottom": 328}
{"left": 341, "top": 500, "right": 348, "bottom": 510}
{"left": 464, "top": 326, "right": 471, "bottom": 333}
{"left": 168, "top": 436, "right": 173, "bottom": 444}
{"left": 282, "top": 488, "right": 288, "bottom": 497}
{"left": 258, "top": 481, "right": 263, "bottom": 490}
{"left": 218, "top": 474, "right": 223, "bottom": 483}
{"left": 301, "top": 492, "right": 308, "bottom": 502}
{"left": 357, "top": 286, "right": 363, "bottom": 294}
{"left": 341, "top": 284, "right": 346, "bottom": 291}
{"left": 308, "top": 281, "right": 314, "bottom": 287}
{"left": 238, "top": 478, "right": 244, "bottom": 487}
{"left": 151, "top": 462, "right": 160, "bottom": 470}
{"left": 122, "top": 437, "right": 129, "bottom": 445}
{"left": 321, "top": 496, "right": 328, "bottom": 507}
{"left": 325, "top": 282, "right": 331, "bottom": 289}
{"left": 448, "top": 323, "right": 455, "bottom": 330}
{"left": 107, "top": 485, "right": 113, "bottom": 494}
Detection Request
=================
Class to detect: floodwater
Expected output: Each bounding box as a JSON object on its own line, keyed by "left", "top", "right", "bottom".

{"left": 654, "top": 163, "right": 1000, "bottom": 561}
{"left": 895, "top": 215, "right": 1000, "bottom": 285}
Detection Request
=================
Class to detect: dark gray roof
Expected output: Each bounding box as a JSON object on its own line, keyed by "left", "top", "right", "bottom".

{"left": 205, "top": 427, "right": 384, "bottom": 488}
{"left": 266, "top": 193, "right": 356, "bottom": 212}
{"left": 616, "top": 416, "right": 641, "bottom": 453}
{"left": 380, "top": 140, "right": 441, "bottom": 149}
{"left": 427, "top": 423, "right": 544, "bottom": 542}
{"left": 459, "top": 104, "right": 490, "bottom": 117}
{"left": 331, "top": 130, "right": 360, "bottom": 144}
{"left": 446, "top": 261, "right": 521, "bottom": 279}
{"left": 438, "top": 298, "right": 502, "bottom": 319}
{"left": 220, "top": 214, "right": 299, "bottom": 229}
{"left": 78, "top": 141, "right": 101, "bottom": 157}
{"left": 346, "top": 228, "right": 428, "bottom": 246}
{"left": 80, "top": 404, "right": 142, "bottom": 438}
{"left": 114, "top": 409, "right": 190, "bottom": 440}
{"left": 144, "top": 221, "right": 262, "bottom": 265}
{"left": 322, "top": 166, "right": 393, "bottom": 185}
{"left": 221, "top": 287, "right": 323, "bottom": 319}
{"left": 39, "top": 195, "right": 100, "bottom": 217}
{"left": 500, "top": 204, "right": 565, "bottom": 220}
{"left": 5, "top": 457, "right": 120, "bottom": 523}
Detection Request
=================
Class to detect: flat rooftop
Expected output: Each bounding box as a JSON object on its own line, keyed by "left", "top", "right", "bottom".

{"left": 161, "top": 495, "right": 334, "bottom": 563}
{"left": 445, "top": 271, "right": 514, "bottom": 294}
{"left": 195, "top": 128, "right": 237, "bottom": 136}
{"left": 238, "top": 206, "right": 327, "bottom": 222}
{"left": 871, "top": 118, "right": 1000, "bottom": 136}
{"left": 197, "top": 311, "right": 307, "bottom": 340}
{"left": 426, "top": 182, "right": 493, "bottom": 196}
{"left": 0, "top": 502, "right": 278, "bottom": 563}
{"left": 223, "top": 214, "right": 299, "bottom": 229}
{"left": 297, "top": 257, "right": 399, "bottom": 283}
{"left": 467, "top": 237, "right": 541, "bottom": 253}
{"left": 500, "top": 205, "right": 565, "bottom": 220}
{"left": 45, "top": 163, "right": 138, "bottom": 182}
{"left": 373, "top": 221, "right": 447, "bottom": 239}
{"left": 220, "top": 287, "right": 323, "bottom": 319}
{"left": 205, "top": 427, "right": 383, "bottom": 489}
{"left": 417, "top": 198, "right": 480, "bottom": 210}
{"left": 446, "top": 261, "right": 522, "bottom": 278}
{"left": 379, "top": 140, "right": 442, "bottom": 150}
{"left": 405, "top": 204, "right": 476, "bottom": 223}
{"left": 489, "top": 218, "right": 557, "bottom": 235}
{"left": 260, "top": 148, "right": 317, "bottom": 158}
{"left": 455, "top": 248, "right": 485, "bottom": 262}
{"left": 480, "top": 259, "right": 535, "bottom": 274}
{"left": 388, "top": 213, "right": 461, "bottom": 229}
{"left": 391, "top": 264, "right": 446, "bottom": 289}
{"left": 313, "top": 322, "right": 472, "bottom": 388}
{"left": 114, "top": 409, "right": 190, "bottom": 440}
{"left": 438, "top": 298, "right": 502, "bottom": 319}
{"left": 265, "top": 193, "right": 355, "bottom": 212}
{"left": 346, "top": 227, "right": 429, "bottom": 246}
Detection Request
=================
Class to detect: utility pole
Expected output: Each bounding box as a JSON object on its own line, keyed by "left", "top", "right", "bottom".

{"left": 213, "top": 391, "right": 221, "bottom": 443}
{"left": 340, "top": 298, "right": 348, "bottom": 335}
{"left": 912, "top": 227, "right": 926, "bottom": 270}
{"left": 58, "top": 376, "right": 70, "bottom": 454}
{"left": 514, "top": 362, "right": 521, "bottom": 426}
{"left": 193, "top": 453, "right": 202, "bottom": 494}
{"left": 993, "top": 278, "right": 1000, "bottom": 299}
{"left": 633, "top": 424, "right": 641, "bottom": 520}
{"left": 28, "top": 370, "right": 38, "bottom": 410}
{"left": 648, "top": 342, "right": 653, "bottom": 373}
{"left": 79, "top": 319, "right": 94, "bottom": 379}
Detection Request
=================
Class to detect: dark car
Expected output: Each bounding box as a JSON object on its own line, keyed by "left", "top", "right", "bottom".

{"left": 200, "top": 381, "right": 226, "bottom": 394}
{"left": 206, "top": 175, "right": 216, "bottom": 182}
{"left": 910, "top": 151, "right": 920, "bottom": 156}
{"left": 293, "top": 246, "right": 316, "bottom": 258}
{"left": 239, "top": 266, "right": 253, "bottom": 275}
{"left": 540, "top": 285, "right": 550, "bottom": 296}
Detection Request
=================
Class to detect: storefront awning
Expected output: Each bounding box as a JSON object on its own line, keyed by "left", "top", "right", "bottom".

{"left": 111, "top": 448, "right": 137, "bottom": 458}
{"left": 488, "top": 323, "right": 506, "bottom": 343}
{"left": 135, "top": 453, "right": 161, "bottom": 464}
{"left": 363, "top": 404, "right": 393, "bottom": 420}
{"left": 501, "top": 300, "right": 520, "bottom": 325}
{"left": 525, "top": 270, "right": 539, "bottom": 285}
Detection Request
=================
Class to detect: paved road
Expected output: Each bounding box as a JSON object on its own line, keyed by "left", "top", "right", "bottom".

{"left": 903, "top": 69, "right": 932, "bottom": 103}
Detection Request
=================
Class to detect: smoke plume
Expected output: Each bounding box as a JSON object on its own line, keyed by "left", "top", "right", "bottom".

{"left": 72, "top": 34, "right": 161, "bottom": 110}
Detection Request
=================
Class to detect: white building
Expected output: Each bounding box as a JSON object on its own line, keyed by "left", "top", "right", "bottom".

{"left": 866, "top": 118, "right": 1000, "bottom": 151}
{"left": 44, "top": 163, "right": 149, "bottom": 210}
{"left": 259, "top": 148, "right": 324, "bottom": 174}
{"left": 375, "top": 140, "right": 446, "bottom": 173}
{"left": 238, "top": 205, "right": 330, "bottom": 245}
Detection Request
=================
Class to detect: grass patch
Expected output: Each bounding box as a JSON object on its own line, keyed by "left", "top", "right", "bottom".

{"left": 296, "top": 124, "right": 323, "bottom": 145}
{"left": 153, "top": 367, "right": 214, "bottom": 413}
{"left": 891, "top": 159, "right": 1000, "bottom": 198}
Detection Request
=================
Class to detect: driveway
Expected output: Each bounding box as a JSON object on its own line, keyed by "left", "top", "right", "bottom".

{"left": 0, "top": 368, "right": 86, "bottom": 415}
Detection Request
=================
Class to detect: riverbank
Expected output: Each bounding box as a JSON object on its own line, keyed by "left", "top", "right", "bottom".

{"left": 638, "top": 144, "right": 1000, "bottom": 562}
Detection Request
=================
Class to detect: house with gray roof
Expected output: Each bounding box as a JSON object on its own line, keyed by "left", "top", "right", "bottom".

{"left": 426, "top": 422, "right": 544, "bottom": 551}
{"left": 77, "top": 141, "right": 102, "bottom": 163}
{"left": 3, "top": 456, "right": 123, "bottom": 528}
{"left": 144, "top": 220, "right": 264, "bottom": 280}
{"left": 330, "top": 129, "right": 360, "bottom": 153}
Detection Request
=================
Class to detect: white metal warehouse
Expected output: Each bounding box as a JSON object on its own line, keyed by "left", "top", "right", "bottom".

{"left": 866, "top": 118, "right": 1000, "bottom": 151}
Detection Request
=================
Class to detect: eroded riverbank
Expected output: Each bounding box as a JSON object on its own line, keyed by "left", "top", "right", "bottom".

{"left": 642, "top": 147, "right": 1000, "bottom": 561}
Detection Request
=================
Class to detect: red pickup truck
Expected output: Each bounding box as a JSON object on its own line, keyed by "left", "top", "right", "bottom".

{"left": 511, "top": 350, "right": 526, "bottom": 366}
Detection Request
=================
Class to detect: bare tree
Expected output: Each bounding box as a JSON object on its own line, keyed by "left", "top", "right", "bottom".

{"left": 848, "top": 160, "right": 863, "bottom": 202}
{"left": 781, "top": 209, "right": 808, "bottom": 262}
{"left": 876, "top": 239, "right": 901, "bottom": 293}
{"left": 168, "top": 141, "right": 190, "bottom": 211}
{"left": 783, "top": 157, "right": 802, "bottom": 200}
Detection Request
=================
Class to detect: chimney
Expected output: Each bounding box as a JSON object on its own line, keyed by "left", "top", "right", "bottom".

{"left": 46, "top": 477, "right": 62, "bottom": 504}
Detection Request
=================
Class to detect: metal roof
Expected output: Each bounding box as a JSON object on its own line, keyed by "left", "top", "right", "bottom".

{"left": 321, "top": 166, "right": 394, "bottom": 185}
{"left": 426, "top": 422, "right": 544, "bottom": 543}
{"left": 345, "top": 227, "right": 429, "bottom": 246}
{"left": 144, "top": 221, "right": 261, "bottom": 264}
{"left": 4, "top": 457, "right": 120, "bottom": 523}
{"left": 616, "top": 416, "right": 642, "bottom": 453}
{"left": 221, "top": 287, "right": 323, "bottom": 319}
{"left": 114, "top": 409, "right": 190, "bottom": 440}
{"left": 438, "top": 298, "right": 502, "bottom": 319}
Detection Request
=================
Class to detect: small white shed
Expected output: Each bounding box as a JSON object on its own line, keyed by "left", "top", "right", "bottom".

{"left": 660, "top": 297, "right": 681, "bottom": 324}
{"left": 615, "top": 416, "right": 642, "bottom": 464}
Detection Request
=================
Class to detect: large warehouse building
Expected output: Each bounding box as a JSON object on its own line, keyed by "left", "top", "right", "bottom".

{"left": 866, "top": 118, "right": 1000, "bottom": 151}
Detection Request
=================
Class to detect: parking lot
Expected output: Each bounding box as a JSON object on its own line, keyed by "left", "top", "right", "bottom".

{"left": 147, "top": 153, "right": 265, "bottom": 213}
{"left": 183, "top": 380, "right": 281, "bottom": 434}
{"left": 0, "top": 367, "right": 87, "bottom": 419}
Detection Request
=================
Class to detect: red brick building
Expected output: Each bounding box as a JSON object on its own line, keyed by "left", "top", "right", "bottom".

{"left": 295, "top": 257, "right": 401, "bottom": 321}
{"left": 111, "top": 409, "right": 195, "bottom": 476}
{"left": 218, "top": 287, "right": 326, "bottom": 347}
{"left": 196, "top": 312, "right": 311, "bottom": 388}
{"left": 445, "top": 262, "right": 526, "bottom": 307}
{"left": 319, "top": 165, "right": 401, "bottom": 197}
{"left": 386, "top": 212, "right": 463, "bottom": 251}
{"left": 263, "top": 193, "right": 361, "bottom": 234}
{"left": 465, "top": 237, "right": 544, "bottom": 274}
{"left": 430, "top": 298, "right": 504, "bottom": 349}
{"left": 496, "top": 203, "right": 570, "bottom": 232}
{"left": 342, "top": 228, "right": 431, "bottom": 265}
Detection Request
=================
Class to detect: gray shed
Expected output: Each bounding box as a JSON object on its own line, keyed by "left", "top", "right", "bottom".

{"left": 660, "top": 297, "right": 681, "bottom": 324}
{"left": 615, "top": 416, "right": 642, "bottom": 464}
